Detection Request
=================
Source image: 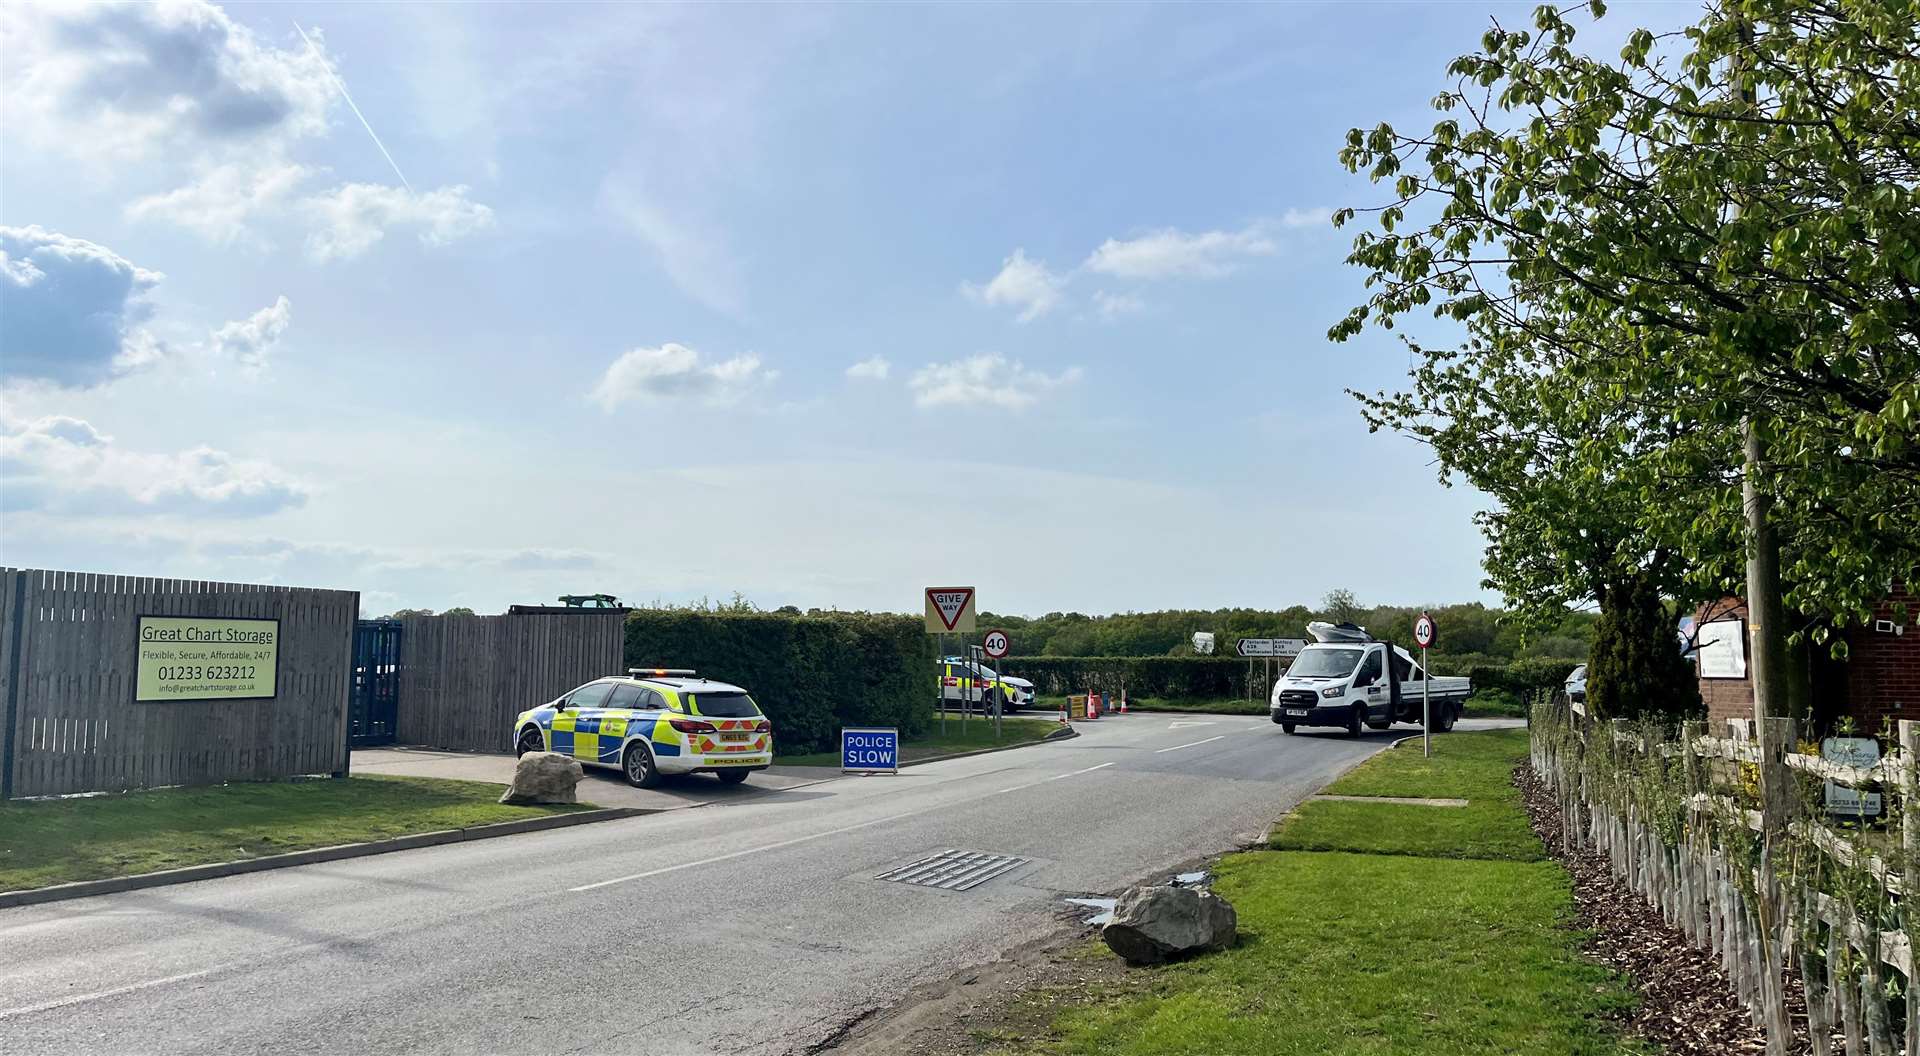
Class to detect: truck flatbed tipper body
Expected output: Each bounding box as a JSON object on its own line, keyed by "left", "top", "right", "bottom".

{"left": 1269, "top": 622, "right": 1472, "bottom": 736}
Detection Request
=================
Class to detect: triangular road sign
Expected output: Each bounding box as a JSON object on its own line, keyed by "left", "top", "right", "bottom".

{"left": 924, "top": 587, "right": 976, "bottom": 633}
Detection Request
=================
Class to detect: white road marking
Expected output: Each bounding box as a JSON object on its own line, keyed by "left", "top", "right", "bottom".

{"left": 0, "top": 964, "right": 232, "bottom": 1020}
{"left": 1167, "top": 720, "right": 1216, "bottom": 729}
{"left": 570, "top": 810, "right": 922, "bottom": 892}
{"left": 1043, "top": 762, "right": 1115, "bottom": 781}
{"left": 1154, "top": 735, "right": 1226, "bottom": 754}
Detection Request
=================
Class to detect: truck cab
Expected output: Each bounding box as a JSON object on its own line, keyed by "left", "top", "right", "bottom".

{"left": 1269, "top": 622, "right": 1472, "bottom": 736}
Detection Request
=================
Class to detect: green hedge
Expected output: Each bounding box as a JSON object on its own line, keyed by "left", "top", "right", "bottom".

{"left": 624, "top": 611, "right": 932, "bottom": 754}
{"left": 1427, "top": 654, "right": 1578, "bottom": 696}
{"left": 1000, "top": 656, "right": 1248, "bottom": 698}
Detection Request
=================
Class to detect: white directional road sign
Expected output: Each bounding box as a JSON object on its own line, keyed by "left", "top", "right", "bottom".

{"left": 1236, "top": 637, "right": 1305, "bottom": 658}
{"left": 1414, "top": 613, "right": 1438, "bottom": 649}
{"left": 982, "top": 629, "right": 1011, "bottom": 659}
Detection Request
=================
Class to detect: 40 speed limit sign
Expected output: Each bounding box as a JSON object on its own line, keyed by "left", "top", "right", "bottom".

{"left": 982, "top": 629, "right": 1011, "bottom": 659}
{"left": 1413, "top": 613, "right": 1438, "bottom": 649}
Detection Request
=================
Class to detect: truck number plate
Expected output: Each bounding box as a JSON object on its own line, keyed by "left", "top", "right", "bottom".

{"left": 1286, "top": 709, "right": 1309, "bottom": 717}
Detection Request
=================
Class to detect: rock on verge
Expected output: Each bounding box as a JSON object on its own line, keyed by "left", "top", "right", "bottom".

{"left": 1101, "top": 884, "right": 1238, "bottom": 965}
{"left": 500, "top": 751, "right": 584, "bottom": 805}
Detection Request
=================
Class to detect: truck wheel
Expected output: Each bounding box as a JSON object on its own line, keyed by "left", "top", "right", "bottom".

{"left": 1439, "top": 706, "right": 1458, "bottom": 732}
{"left": 1347, "top": 706, "right": 1364, "bottom": 738}
{"left": 1282, "top": 723, "right": 1296, "bottom": 735}
{"left": 1365, "top": 720, "right": 1391, "bottom": 731}
{"left": 622, "top": 742, "right": 663, "bottom": 789}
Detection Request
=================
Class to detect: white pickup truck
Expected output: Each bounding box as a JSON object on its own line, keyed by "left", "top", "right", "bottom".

{"left": 1269, "top": 622, "right": 1472, "bottom": 736}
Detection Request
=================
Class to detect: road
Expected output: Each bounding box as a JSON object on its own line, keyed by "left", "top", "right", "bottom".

{"left": 0, "top": 715, "right": 1514, "bottom": 1056}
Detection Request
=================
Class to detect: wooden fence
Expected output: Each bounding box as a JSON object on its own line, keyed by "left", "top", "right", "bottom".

{"left": 394, "top": 612, "right": 624, "bottom": 752}
{"left": 1533, "top": 701, "right": 1917, "bottom": 1056}
{"left": 0, "top": 567, "right": 357, "bottom": 799}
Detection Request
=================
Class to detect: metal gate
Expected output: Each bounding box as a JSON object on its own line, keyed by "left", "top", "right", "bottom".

{"left": 349, "top": 619, "right": 403, "bottom": 746}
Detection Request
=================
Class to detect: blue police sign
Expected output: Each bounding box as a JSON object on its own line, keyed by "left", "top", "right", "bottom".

{"left": 842, "top": 727, "right": 899, "bottom": 774}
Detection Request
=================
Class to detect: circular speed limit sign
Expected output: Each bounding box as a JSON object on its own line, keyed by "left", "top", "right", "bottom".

{"left": 982, "top": 629, "right": 1011, "bottom": 659}
{"left": 1413, "top": 613, "right": 1438, "bottom": 649}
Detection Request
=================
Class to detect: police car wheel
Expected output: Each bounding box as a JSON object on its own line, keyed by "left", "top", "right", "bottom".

{"left": 1281, "top": 723, "right": 1296, "bottom": 735}
{"left": 622, "top": 743, "right": 663, "bottom": 789}
{"left": 515, "top": 727, "right": 543, "bottom": 758}
{"left": 715, "top": 769, "right": 750, "bottom": 785}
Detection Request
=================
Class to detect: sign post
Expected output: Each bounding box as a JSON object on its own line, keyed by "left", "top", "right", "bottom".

{"left": 983, "top": 629, "right": 1010, "bottom": 739}
{"left": 1413, "top": 612, "right": 1438, "bottom": 758}
{"left": 926, "top": 588, "right": 977, "bottom": 738}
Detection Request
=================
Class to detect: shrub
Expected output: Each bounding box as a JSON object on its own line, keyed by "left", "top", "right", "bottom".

{"left": 1000, "top": 656, "right": 1249, "bottom": 699}
{"left": 625, "top": 611, "right": 932, "bottom": 754}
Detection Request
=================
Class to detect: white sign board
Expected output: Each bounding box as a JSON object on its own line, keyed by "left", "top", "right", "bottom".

{"left": 1824, "top": 737, "right": 1883, "bottom": 817}
{"left": 1191, "top": 632, "right": 1215, "bottom": 655}
{"left": 1237, "top": 638, "right": 1305, "bottom": 658}
{"left": 924, "top": 587, "right": 977, "bottom": 634}
{"left": 1696, "top": 618, "right": 1748, "bottom": 679}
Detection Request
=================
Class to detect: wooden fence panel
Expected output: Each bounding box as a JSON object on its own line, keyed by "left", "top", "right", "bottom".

{"left": 0, "top": 567, "right": 357, "bottom": 799}
{"left": 395, "top": 613, "right": 624, "bottom": 752}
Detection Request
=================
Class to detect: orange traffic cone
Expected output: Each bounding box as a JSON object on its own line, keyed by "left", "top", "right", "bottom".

{"left": 1118, "top": 692, "right": 1129, "bottom": 715}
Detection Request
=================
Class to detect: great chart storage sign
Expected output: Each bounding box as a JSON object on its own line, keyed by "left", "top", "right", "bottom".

{"left": 136, "top": 616, "right": 280, "bottom": 702}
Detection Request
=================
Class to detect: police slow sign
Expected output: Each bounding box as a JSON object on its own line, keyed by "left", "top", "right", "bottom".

{"left": 842, "top": 727, "right": 899, "bottom": 774}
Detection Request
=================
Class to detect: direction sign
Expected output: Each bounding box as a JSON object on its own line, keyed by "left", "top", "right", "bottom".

{"left": 1413, "top": 613, "right": 1438, "bottom": 649}
{"left": 924, "top": 587, "right": 977, "bottom": 634}
{"left": 1236, "top": 638, "right": 1305, "bottom": 658}
{"left": 982, "top": 629, "right": 1011, "bottom": 659}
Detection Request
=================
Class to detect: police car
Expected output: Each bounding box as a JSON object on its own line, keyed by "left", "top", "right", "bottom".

{"left": 512, "top": 669, "right": 772, "bottom": 788}
{"left": 937, "top": 657, "right": 1032, "bottom": 712}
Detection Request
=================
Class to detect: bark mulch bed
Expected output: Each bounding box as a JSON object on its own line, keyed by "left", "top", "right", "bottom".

{"left": 1516, "top": 761, "right": 1825, "bottom": 1055}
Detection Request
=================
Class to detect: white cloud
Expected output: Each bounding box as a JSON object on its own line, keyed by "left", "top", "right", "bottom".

{"left": 211, "top": 296, "right": 292, "bottom": 374}
{"left": 909, "top": 354, "right": 1082, "bottom": 411}
{"left": 1281, "top": 206, "right": 1333, "bottom": 229}
{"left": 961, "top": 249, "right": 1065, "bottom": 323}
{"left": 0, "top": 414, "right": 307, "bottom": 516}
{"left": 846, "top": 356, "right": 891, "bottom": 381}
{"left": 0, "top": 226, "right": 164, "bottom": 387}
{"left": 302, "top": 183, "right": 495, "bottom": 261}
{"left": 1092, "top": 290, "right": 1145, "bottom": 319}
{"left": 589, "top": 343, "right": 775, "bottom": 410}
{"left": 600, "top": 182, "right": 746, "bottom": 315}
{"left": 1083, "top": 225, "right": 1276, "bottom": 279}
{"left": 126, "top": 162, "right": 313, "bottom": 244}
{"left": 2, "top": 1, "right": 337, "bottom": 161}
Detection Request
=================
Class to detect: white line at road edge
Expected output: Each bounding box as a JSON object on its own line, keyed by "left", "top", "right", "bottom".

{"left": 569, "top": 811, "right": 921, "bottom": 892}
{"left": 1154, "top": 735, "right": 1226, "bottom": 754}
{"left": 0, "top": 964, "right": 232, "bottom": 1020}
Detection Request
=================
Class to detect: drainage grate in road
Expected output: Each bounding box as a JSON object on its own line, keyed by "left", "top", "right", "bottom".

{"left": 875, "top": 849, "right": 1030, "bottom": 891}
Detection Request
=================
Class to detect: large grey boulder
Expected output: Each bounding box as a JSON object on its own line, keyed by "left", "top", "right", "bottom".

{"left": 499, "top": 751, "right": 583, "bottom": 805}
{"left": 1101, "top": 884, "right": 1238, "bottom": 965}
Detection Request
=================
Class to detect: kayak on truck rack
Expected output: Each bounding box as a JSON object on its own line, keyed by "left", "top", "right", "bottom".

{"left": 1270, "top": 622, "right": 1472, "bottom": 736}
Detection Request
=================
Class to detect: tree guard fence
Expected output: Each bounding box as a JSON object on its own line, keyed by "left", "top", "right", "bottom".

{"left": 1532, "top": 701, "right": 1917, "bottom": 1056}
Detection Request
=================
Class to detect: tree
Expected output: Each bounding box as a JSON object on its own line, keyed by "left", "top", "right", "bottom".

{"left": 386, "top": 608, "right": 434, "bottom": 619}
{"left": 442, "top": 607, "right": 476, "bottom": 616}
{"left": 1319, "top": 590, "right": 1365, "bottom": 624}
{"left": 1331, "top": 0, "right": 1920, "bottom": 637}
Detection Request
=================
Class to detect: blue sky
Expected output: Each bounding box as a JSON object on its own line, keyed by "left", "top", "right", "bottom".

{"left": 0, "top": 1, "right": 1686, "bottom": 617}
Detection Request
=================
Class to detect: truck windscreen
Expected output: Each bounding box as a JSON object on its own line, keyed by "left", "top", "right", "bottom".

{"left": 1289, "top": 648, "right": 1364, "bottom": 679}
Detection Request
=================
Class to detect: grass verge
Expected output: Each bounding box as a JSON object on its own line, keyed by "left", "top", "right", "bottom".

{"left": 0, "top": 774, "right": 585, "bottom": 892}
{"left": 989, "top": 727, "right": 1644, "bottom": 1055}
{"left": 1036, "top": 695, "right": 1264, "bottom": 716}
{"left": 774, "top": 714, "right": 1061, "bottom": 767}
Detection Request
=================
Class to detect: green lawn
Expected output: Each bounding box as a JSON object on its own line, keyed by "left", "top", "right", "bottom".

{"left": 998, "top": 727, "right": 1644, "bottom": 1055}
{"left": 774, "top": 714, "right": 1062, "bottom": 767}
{"left": 0, "top": 774, "right": 585, "bottom": 892}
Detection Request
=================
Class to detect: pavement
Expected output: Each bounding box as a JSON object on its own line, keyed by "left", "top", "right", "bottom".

{"left": 351, "top": 746, "right": 838, "bottom": 810}
{"left": 0, "top": 715, "right": 1521, "bottom": 1056}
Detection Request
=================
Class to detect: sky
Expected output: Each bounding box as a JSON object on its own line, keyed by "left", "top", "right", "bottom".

{"left": 0, "top": 0, "right": 1690, "bottom": 618}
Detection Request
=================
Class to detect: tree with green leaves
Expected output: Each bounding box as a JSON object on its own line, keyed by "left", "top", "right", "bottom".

{"left": 1333, "top": 0, "right": 1919, "bottom": 657}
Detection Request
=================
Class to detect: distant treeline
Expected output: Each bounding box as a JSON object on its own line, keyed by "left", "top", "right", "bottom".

{"left": 977, "top": 594, "right": 1596, "bottom": 661}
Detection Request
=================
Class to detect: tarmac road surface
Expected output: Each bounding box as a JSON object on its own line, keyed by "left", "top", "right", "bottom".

{"left": 0, "top": 715, "right": 1518, "bottom": 1056}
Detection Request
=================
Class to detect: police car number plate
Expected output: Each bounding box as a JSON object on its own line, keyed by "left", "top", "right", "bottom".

{"left": 1286, "top": 709, "right": 1309, "bottom": 717}
{"left": 720, "top": 732, "right": 751, "bottom": 743}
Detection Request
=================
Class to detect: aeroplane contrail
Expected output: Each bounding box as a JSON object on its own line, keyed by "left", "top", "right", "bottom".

{"left": 292, "top": 20, "right": 413, "bottom": 192}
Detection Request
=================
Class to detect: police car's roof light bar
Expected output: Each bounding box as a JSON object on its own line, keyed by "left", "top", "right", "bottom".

{"left": 630, "top": 668, "right": 698, "bottom": 678}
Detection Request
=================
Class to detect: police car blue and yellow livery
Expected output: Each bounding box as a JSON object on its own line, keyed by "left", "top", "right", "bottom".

{"left": 512, "top": 668, "right": 772, "bottom": 788}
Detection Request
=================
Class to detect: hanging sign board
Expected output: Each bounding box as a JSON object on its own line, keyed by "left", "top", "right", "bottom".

{"left": 1697, "top": 618, "right": 1748, "bottom": 679}
{"left": 136, "top": 615, "right": 281, "bottom": 702}
{"left": 924, "top": 587, "right": 977, "bottom": 634}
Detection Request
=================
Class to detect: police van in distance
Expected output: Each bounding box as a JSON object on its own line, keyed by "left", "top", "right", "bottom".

{"left": 513, "top": 669, "right": 772, "bottom": 788}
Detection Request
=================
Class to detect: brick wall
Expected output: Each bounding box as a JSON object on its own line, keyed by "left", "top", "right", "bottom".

{"left": 1844, "top": 587, "right": 1919, "bottom": 730}
{"left": 1696, "top": 597, "right": 1753, "bottom": 724}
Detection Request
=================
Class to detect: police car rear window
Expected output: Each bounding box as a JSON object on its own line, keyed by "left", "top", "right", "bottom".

{"left": 690, "top": 692, "right": 759, "bottom": 718}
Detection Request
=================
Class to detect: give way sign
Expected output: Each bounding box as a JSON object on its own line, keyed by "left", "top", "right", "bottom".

{"left": 924, "top": 587, "right": 977, "bottom": 634}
